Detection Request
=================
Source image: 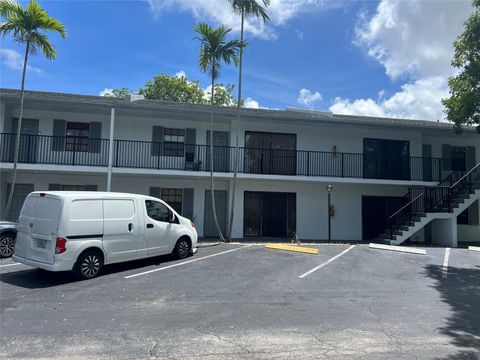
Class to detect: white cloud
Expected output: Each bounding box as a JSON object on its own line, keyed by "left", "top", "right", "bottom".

{"left": 331, "top": 0, "right": 473, "bottom": 122}
{"left": 175, "top": 70, "right": 187, "bottom": 78}
{"left": 145, "top": 0, "right": 332, "bottom": 40}
{"left": 0, "top": 48, "right": 42, "bottom": 75}
{"left": 244, "top": 97, "right": 260, "bottom": 109}
{"left": 330, "top": 76, "right": 449, "bottom": 121}
{"left": 355, "top": 0, "right": 472, "bottom": 80}
{"left": 297, "top": 88, "right": 322, "bottom": 108}
{"left": 99, "top": 88, "right": 114, "bottom": 96}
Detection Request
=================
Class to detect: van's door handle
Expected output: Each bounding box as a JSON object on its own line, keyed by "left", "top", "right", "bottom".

{"left": 146, "top": 223, "right": 153, "bottom": 229}
{"left": 128, "top": 223, "right": 134, "bottom": 232}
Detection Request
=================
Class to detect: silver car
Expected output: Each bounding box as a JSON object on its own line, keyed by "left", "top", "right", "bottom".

{"left": 0, "top": 221, "right": 17, "bottom": 258}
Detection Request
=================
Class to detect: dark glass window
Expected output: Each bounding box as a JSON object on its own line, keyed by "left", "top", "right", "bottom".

{"left": 244, "top": 132, "right": 296, "bottom": 175}
{"left": 363, "top": 138, "right": 410, "bottom": 180}
{"left": 62, "top": 185, "right": 88, "bottom": 191}
{"left": 145, "top": 200, "right": 171, "bottom": 222}
{"left": 243, "top": 191, "right": 296, "bottom": 237}
{"left": 164, "top": 128, "right": 185, "bottom": 157}
{"left": 451, "top": 146, "right": 467, "bottom": 172}
{"left": 66, "top": 122, "right": 89, "bottom": 152}
{"left": 161, "top": 188, "right": 182, "bottom": 214}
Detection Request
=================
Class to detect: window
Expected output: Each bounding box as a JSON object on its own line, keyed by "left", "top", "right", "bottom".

{"left": 161, "top": 188, "right": 183, "bottom": 214}
{"left": 451, "top": 146, "right": 467, "bottom": 172}
{"left": 62, "top": 185, "right": 88, "bottom": 191}
{"left": 164, "top": 128, "right": 185, "bottom": 157}
{"left": 66, "top": 122, "right": 89, "bottom": 152}
{"left": 145, "top": 200, "right": 172, "bottom": 222}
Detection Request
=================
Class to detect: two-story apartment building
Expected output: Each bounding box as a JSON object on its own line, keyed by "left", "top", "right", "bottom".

{"left": 0, "top": 89, "right": 479, "bottom": 246}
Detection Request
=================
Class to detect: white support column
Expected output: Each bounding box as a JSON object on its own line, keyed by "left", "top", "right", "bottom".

{"left": 107, "top": 107, "right": 115, "bottom": 192}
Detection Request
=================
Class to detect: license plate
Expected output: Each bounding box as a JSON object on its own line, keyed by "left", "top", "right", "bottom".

{"left": 37, "top": 239, "right": 47, "bottom": 249}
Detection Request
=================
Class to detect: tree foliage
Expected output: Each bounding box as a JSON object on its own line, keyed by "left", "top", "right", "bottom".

{"left": 104, "top": 87, "right": 130, "bottom": 98}
{"left": 109, "top": 73, "right": 239, "bottom": 106}
{"left": 442, "top": 0, "right": 480, "bottom": 133}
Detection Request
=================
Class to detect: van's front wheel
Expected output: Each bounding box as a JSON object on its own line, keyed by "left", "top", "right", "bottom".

{"left": 75, "top": 250, "right": 103, "bottom": 279}
{"left": 174, "top": 237, "right": 191, "bottom": 259}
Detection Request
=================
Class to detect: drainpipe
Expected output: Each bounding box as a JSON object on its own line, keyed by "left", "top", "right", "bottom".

{"left": 107, "top": 107, "right": 115, "bottom": 192}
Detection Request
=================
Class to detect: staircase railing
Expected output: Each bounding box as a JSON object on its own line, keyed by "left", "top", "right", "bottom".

{"left": 384, "top": 162, "right": 480, "bottom": 240}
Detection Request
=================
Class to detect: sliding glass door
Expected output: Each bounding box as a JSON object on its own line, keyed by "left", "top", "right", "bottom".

{"left": 363, "top": 138, "right": 410, "bottom": 180}
{"left": 244, "top": 191, "right": 296, "bottom": 238}
{"left": 244, "top": 132, "right": 296, "bottom": 175}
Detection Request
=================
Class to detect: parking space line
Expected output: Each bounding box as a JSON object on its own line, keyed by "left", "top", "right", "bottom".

{"left": 0, "top": 263, "right": 21, "bottom": 268}
{"left": 125, "top": 245, "right": 252, "bottom": 279}
{"left": 442, "top": 248, "right": 450, "bottom": 278}
{"left": 298, "top": 245, "right": 355, "bottom": 279}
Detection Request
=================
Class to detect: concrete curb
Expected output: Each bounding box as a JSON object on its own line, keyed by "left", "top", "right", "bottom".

{"left": 468, "top": 246, "right": 480, "bottom": 252}
{"left": 369, "top": 243, "right": 426, "bottom": 255}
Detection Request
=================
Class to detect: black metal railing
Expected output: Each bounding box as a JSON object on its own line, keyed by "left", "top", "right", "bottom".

{"left": 0, "top": 133, "right": 445, "bottom": 181}
{"left": 384, "top": 162, "right": 480, "bottom": 240}
{"left": 0, "top": 133, "right": 109, "bottom": 166}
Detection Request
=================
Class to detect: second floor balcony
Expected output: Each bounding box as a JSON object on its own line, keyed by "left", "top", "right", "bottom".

{"left": 0, "top": 133, "right": 445, "bottom": 182}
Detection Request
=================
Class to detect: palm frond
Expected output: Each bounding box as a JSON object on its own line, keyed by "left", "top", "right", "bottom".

{"left": 228, "top": 0, "right": 270, "bottom": 24}
{"left": 0, "top": 0, "right": 66, "bottom": 55}
{"left": 29, "top": 31, "right": 56, "bottom": 59}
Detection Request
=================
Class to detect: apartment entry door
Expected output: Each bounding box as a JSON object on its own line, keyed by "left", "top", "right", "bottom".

{"left": 10, "top": 118, "right": 39, "bottom": 163}
{"left": 204, "top": 190, "right": 227, "bottom": 238}
{"left": 244, "top": 191, "right": 296, "bottom": 238}
{"left": 362, "top": 196, "right": 408, "bottom": 240}
{"left": 206, "top": 131, "right": 229, "bottom": 172}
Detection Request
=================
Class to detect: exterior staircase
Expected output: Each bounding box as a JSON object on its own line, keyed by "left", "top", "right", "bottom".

{"left": 375, "top": 162, "right": 480, "bottom": 245}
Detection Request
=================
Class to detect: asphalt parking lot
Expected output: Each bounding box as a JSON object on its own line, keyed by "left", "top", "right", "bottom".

{"left": 1, "top": 243, "right": 479, "bottom": 359}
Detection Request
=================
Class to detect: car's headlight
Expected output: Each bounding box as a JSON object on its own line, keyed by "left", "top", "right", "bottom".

{"left": 190, "top": 220, "right": 195, "bottom": 228}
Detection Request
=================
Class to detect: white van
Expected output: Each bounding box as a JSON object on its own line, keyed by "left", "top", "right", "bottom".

{"left": 13, "top": 191, "right": 198, "bottom": 279}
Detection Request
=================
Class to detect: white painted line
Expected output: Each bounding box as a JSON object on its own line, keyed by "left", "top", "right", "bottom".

{"left": 369, "top": 243, "right": 426, "bottom": 255}
{"left": 468, "top": 246, "right": 480, "bottom": 252}
{"left": 442, "top": 248, "right": 450, "bottom": 278}
{"left": 125, "top": 245, "right": 252, "bottom": 279}
{"left": 0, "top": 262, "right": 21, "bottom": 268}
{"left": 298, "top": 245, "right": 355, "bottom": 279}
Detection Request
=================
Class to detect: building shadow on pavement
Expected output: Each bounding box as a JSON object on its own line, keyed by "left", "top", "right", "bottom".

{"left": 424, "top": 264, "right": 480, "bottom": 360}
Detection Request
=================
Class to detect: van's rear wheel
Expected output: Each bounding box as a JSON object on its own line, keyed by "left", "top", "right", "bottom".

{"left": 75, "top": 250, "right": 103, "bottom": 279}
{"left": 174, "top": 238, "right": 190, "bottom": 259}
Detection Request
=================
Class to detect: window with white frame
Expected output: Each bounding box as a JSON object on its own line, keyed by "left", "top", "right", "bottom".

{"left": 164, "top": 128, "right": 185, "bottom": 157}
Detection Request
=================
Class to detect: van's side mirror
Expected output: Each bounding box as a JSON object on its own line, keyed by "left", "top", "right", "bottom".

{"left": 169, "top": 211, "right": 176, "bottom": 223}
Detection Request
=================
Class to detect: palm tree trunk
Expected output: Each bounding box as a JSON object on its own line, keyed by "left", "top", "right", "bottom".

{"left": 227, "top": 8, "right": 245, "bottom": 242}
{"left": 4, "top": 40, "right": 30, "bottom": 220}
{"left": 209, "top": 68, "right": 225, "bottom": 241}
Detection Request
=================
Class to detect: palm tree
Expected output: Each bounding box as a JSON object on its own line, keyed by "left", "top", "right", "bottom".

{"left": 1, "top": 0, "right": 66, "bottom": 219}
{"left": 226, "top": 0, "right": 270, "bottom": 241}
{"left": 193, "top": 22, "right": 242, "bottom": 241}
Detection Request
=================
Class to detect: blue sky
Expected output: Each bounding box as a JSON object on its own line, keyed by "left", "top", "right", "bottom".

{"left": 0, "top": 0, "right": 474, "bottom": 120}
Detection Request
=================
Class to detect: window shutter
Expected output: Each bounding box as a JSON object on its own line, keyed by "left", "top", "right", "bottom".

{"left": 52, "top": 120, "right": 66, "bottom": 151}
{"left": 48, "top": 183, "right": 62, "bottom": 191}
{"left": 183, "top": 188, "right": 194, "bottom": 219}
{"left": 151, "top": 126, "right": 164, "bottom": 156}
{"left": 469, "top": 200, "right": 479, "bottom": 226}
{"left": 88, "top": 122, "right": 102, "bottom": 153}
{"left": 85, "top": 185, "right": 98, "bottom": 191}
{"left": 466, "top": 146, "right": 476, "bottom": 171}
{"left": 442, "top": 144, "right": 451, "bottom": 172}
{"left": 185, "top": 128, "right": 196, "bottom": 162}
{"left": 150, "top": 186, "right": 161, "bottom": 199}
